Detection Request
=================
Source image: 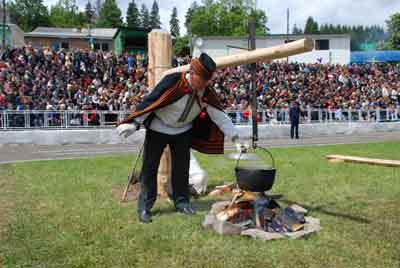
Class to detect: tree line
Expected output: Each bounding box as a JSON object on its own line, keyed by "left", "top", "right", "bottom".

{"left": 5, "top": 0, "right": 400, "bottom": 52}
{"left": 7, "top": 0, "right": 164, "bottom": 32}
{"left": 294, "top": 16, "right": 397, "bottom": 51}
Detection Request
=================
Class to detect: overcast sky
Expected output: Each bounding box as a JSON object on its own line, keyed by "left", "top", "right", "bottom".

{"left": 42, "top": 0, "right": 400, "bottom": 34}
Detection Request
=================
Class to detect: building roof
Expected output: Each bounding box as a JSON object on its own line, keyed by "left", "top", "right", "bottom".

{"left": 25, "top": 27, "right": 119, "bottom": 40}
{"left": 0, "top": 23, "right": 25, "bottom": 47}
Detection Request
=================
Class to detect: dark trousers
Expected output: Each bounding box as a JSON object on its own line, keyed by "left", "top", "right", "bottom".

{"left": 138, "top": 129, "right": 192, "bottom": 212}
{"left": 290, "top": 122, "right": 299, "bottom": 139}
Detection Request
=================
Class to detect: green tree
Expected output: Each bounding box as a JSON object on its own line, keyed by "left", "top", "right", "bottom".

{"left": 292, "top": 24, "right": 302, "bottom": 34}
{"left": 187, "top": 0, "right": 268, "bottom": 37}
{"left": 185, "top": 1, "right": 198, "bottom": 35}
{"left": 316, "top": 23, "right": 387, "bottom": 51}
{"left": 328, "top": 24, "right": 335, "bottom": 34}
{"left": 49, "top": 0, "right": 85, "bottom": 28}
{"left": 170, "top": 6, "right": 180, "bottom": 37}
{"left": 150, "top": 0, "right": 161, "bottom": 29}
{"left": 319, "top": 23, "right": 328, "bottom": 34}
{"left": 386, "top": 12, "right": 400, "bottom": 49}
{"left": 96, "top": 0, "right": 122, "bottom": 28}
{"left": 304, "top": 16, "right": 318, "bottom": 34}
{"left": 140, "top": 4, "right": 150, "bottom": 29}
{"left": 189, "top": 2, "right": 218, "bottom": 36}
{"left": 173, "top": 35, "right": 190, "bottom": 56}
{"left": 7, "top": 0, "right": 50, "bottom": 32}
{"left": 85, "top": 0, "right": 96, "bottom": 24}
{"left": 251, "top": 8, "right": 269, "bottom": 36}
{"left": 126, "top": 0, "right": 140, "bottom": 28}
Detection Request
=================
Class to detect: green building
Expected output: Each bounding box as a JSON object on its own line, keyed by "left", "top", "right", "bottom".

{"left": 25, "top": 26, "right": 149, "bottom": 55}
{"left": 114, "top": 27, "right": 150, "bottom": 55}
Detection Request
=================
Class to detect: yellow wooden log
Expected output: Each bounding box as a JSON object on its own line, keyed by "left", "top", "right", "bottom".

{"left": 327, "top": 155, "right": 400, "bottom": 167}
{"left": 163, "top": 38, "right": 314, "bottom": 76}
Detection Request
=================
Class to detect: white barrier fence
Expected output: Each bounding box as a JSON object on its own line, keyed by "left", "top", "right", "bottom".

{"left": 0, "top": 108, "right": 399, "bottom": 130}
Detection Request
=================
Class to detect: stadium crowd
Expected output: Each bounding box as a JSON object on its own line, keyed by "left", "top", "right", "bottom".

{"left": 1, "top": 47, "right": 399, "bottom": 118}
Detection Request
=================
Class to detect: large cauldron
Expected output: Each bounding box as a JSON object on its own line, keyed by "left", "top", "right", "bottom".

{"left": 235, "top": 146, "right": 276, "bottom": 192}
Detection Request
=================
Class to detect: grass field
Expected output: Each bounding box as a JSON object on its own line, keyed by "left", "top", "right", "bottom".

{"left": 1, "top": 141, "right": 400, "bottom": 268}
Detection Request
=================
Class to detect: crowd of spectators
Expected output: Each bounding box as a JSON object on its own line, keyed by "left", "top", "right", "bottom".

{"left": 0, "top": 46, "right": 153, "bottom": 114}
{"left": 1, "top": 47, "right": 399, "bottom": 122}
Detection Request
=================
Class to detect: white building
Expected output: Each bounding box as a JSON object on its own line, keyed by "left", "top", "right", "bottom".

{"left": 192, "top": 34, "right": 351, "bottom": 65}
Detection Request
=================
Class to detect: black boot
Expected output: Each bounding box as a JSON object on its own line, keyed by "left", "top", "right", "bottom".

{"left": 175, "top": 203, "right": 196, "bottom": 215}
{"left": 138, "top": 210, "right": 152, "bottom": 223}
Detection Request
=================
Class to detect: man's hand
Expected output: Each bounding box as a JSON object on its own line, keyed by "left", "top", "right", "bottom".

{"left": 117, "top": 123, "right": 137, "bottom": 138}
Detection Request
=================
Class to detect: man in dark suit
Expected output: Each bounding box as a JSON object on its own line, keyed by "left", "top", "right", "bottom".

{"left": 289, "top": 101, "right": 301, "bottom": 139}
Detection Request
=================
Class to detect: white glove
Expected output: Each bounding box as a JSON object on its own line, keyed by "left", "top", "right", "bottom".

{"left": 117, "top": 123, "right": 137, "bottom": 138}
{"left": 231, "top": 134, "right": 250, "bottom": 153}
{"left": 236, "top": 141, "right": 250, "bottom": 153}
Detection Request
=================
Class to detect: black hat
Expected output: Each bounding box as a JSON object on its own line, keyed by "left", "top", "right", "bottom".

{"left": 191, "top": 52, "right": 216, "bottom": 80}
{"left": 198, "top": 53, "right": 216, "bottom": 74}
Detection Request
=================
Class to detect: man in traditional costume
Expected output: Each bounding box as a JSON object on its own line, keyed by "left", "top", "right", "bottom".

{"left": 117, "top": 53, "right": 244, "bottom": 223}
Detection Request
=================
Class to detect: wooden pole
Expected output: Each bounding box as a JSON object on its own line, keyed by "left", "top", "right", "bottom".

{"left": 148, "top": 30, "right": 172, "bottom": 198}
{"left": 163, "top": 38, "right": 314, "bottom": 76}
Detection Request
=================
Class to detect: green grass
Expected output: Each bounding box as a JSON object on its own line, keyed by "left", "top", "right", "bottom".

{"left": 1, "top": 141, "right": 400, "bottom": 268}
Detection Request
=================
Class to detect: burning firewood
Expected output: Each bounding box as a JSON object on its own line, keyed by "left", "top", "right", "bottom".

{"left": 216, "top": 206, "right": 240, "bottom": 221}
{"left": 216, "top": 201, "right": 253, "bottom": 222}
{"left": 208, "top": 183, "right": 236, "bottom": 196}
{"left": 235, "top": 191, "right": 257, "bottom": 204}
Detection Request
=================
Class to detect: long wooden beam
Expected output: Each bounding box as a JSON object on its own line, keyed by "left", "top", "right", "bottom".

{"left": 164, "top": 38, "right": 314, "bottom": 76}
{"left": 327, "top": 155, "right": 400, "bottom": 167}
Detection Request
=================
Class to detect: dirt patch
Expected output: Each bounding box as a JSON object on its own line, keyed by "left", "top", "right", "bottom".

{"left": 112, "top": 183, "right": 171, "bottom": 204}
{"left": 112, "top": 183, "right": 142, "bottom": 203}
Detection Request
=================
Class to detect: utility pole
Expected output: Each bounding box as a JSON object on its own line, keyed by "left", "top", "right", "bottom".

{"left": 287, "top": 8, "right": 289, "bottom": 38}
{"left": 248, "top": 1, "right": 258, "bottom": 149}
{"left": 86, "top": 1, "right": 94, "bottom": 50}
{"left": 286, "top": 8, "right": 289, "bottom": 62}
{"left": 2, "top": 0, "right": 6, "bottom": 52}
{"left": 249, "top": 17, "right": 257, "bottom": 149}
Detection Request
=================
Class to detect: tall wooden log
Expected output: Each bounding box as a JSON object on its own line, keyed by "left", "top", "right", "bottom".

{"left": 148, "top": 30, "right": 172, "bottom": 198}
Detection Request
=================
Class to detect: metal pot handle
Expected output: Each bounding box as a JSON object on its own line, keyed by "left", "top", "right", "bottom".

{"left": 235, "top": 145, "right": 275, "bottom": 169}
{"left": 256, "top": 146, "right": 276, "bottom": 169}
{"left": 235, "top": 150, "right": 244, "bottom": 169}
